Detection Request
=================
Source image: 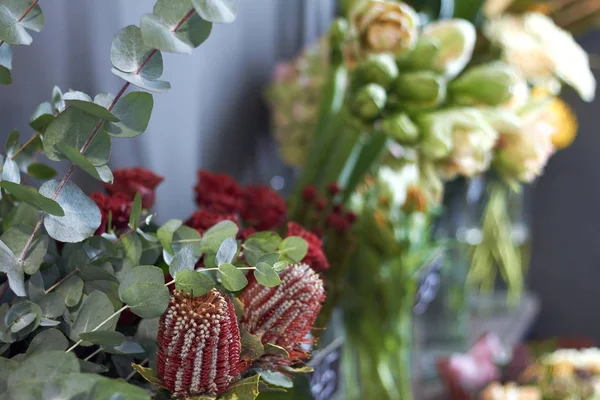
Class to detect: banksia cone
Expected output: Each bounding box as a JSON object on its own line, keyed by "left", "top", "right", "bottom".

{"left": 157, "top": 289, "right": 245, "bottom": 397}
{"left": 240, "top": 264, "right": 326, "bottom": 367}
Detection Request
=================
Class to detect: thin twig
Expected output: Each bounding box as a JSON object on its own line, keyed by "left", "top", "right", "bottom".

{"left": 44, "top": 268, "right": 78, "bottom": 295}
{"left": 84, "top": 347, "right": 103, "bottom": 361}
{"left": 10, "top": 132, "right": 41, "bottom": 160}
{"left": 0, "top": 0, "right": 40, "bottom": 48}
{"left": 66, "top": 305, "right": 129, "bottom": 353}
{"left": 126, "top": 358, "right": 148, "bottom": 381}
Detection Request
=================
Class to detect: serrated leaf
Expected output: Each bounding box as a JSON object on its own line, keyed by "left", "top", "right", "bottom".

{"left": 7, "top": 351, "right": 79, "bottom": 391}
{"left": 56, "top": 275, "right": 84, "bottom": 307}
{"left": 70, "top": 290, "right": 117, "bottom": 345}
{"left": 169, "top": 246, "right": 196, "bottom": 277}
{"left": 79, "top": 330, "right": 125, "bottom": 347}
{"left": 2, "top": 158, "right": 19, "bottom": 184}
{"left": 0, "top": 239, "right": 23, "bottom": 296}
{"left": 27, "top": 162, "right": 57, "bottom": 179}
{"left": 122, "top": 282, "right": 170, "bottom": 319}
{"left": 132, "top": 363, "right": 162, "bottom": 385}
{"left": 279, "top": 236, "right": 308, "bottom": 263}
{"left": 254, "top": 262, "right": 281, "bottom": 288}
{"left": 2, "top": 224, "right": 48, "bottom": 274}
{"left": 0, "top": 181, "right": 63, "bottom": 216}
{"left": 65, "top": 99, "right": 119, "bottom": 122}
{"left": 25, "top": 328, "right": 68, "bottom": 357}
{"left": 105, "top": 91, "right": 153, "bottom": 138}
{"left": 37, "top": 292, "right": 67, "bottom": 318}
{"left": 157, "top": 219, "right": 182, "bottom": 254}
{"left": 175, "top": 269, "right": 215, "bottom": 297}
{"left": 216, "top": 236, "right": 237, "bottom": 266}
{"left": 219, "top": 374, "right": 260, "bottom": 400}
{"left": 218, "top": 263, "right": 247, "bottom": 292}
{"left": 261, "top": 371, "right": 293, "bottom": 389}
{"left": 39, "top": 180, "right": 101, "bottom": 243}
{"left": 57, "top": 143, "right": 102, "bottom": 180}
{"left": 5, "top": 301, "right": 41, "bottom": 336}
{"left": 29, "top": 102, "right": 54, "bottom": 132}
{"left": 201, "top": 220, "right": 239, "bottom": 253}
{"left": 118, "top": 265, "right": 165, "bottom": 299}
{"left": 192, "top": 0, "right": 237, "bottom": 23}
{"left": 0, "top": 0, "right": 44, "bottom": 45}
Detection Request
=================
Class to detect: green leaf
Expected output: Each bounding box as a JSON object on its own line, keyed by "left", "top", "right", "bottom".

{"left": 122, "top": 282, "right": 170, "bottom": 319}
{"left": 171, "top": 225, "right": 203, "bottom": 257}
{"left": 219, "top": 374, "right": 260, "bottom": 400}
{"left": 52, "top": 86, "right": 65, "bottom": 112}
{"left": 70, "top": 290, "right": 117, "bottom": 345}
{"left": 29, "top": 102, "right": 54, "bottom": 132}
{"left": 79, "top": 330, "right": 125, "bottom": 347}
{"left": 175, "top": 269, "right": 215, "bottom": 297}
{"left": 118, "top": 265, "right": 165, "bottom": 299}
{"left": 242, "top": 231, "right": 281, "bottom": 266}
{"left": 43, "top": 106, "right": 111, "bottom": 166}
{"left": 240, "top": 327, "right": 264, "bottom": 361}
{"left": 5, "top": 301, "right": 41, "bottom": 336}
{"left": 0, "top": 303, "right": 16, "bottom": 343}
{"left": 96, "top": 164, "right": 114, "bottom": 184}
{"left": 279, "top": 236, "right": 308, "bottom": 263}
{"left": 216, "top": 236, "right": 237, "bottom": 266}
{"left": 261, "top": 371, "right": 293, "bottom": 389}
{"left": 103, "top": 338, "right": 145, "bottom": 354}
{"left": 105, "top": 92, "right": 154, "bottom": 138}
{"left": 0, "top": 0, "right": 44, "bottom": 45}
{"left": 4, "top": 130, "right": 18, "bottom": 156}
{"left": 0, "top": 239, "right": 23, "bottom": 296}
{"left": 27, "top": 162, "right": 57, "bottom": 179}
{"left": 27, "top": 271, "right": 44, "bottom": 301}
{"left": 2, "top": 202, "right": 38, "bottom": 231}
{"left": 131, "top": 363, "right": 162, "bottom": 385}
{"left": 157, "top": 219, "right": 182, "bottom": 254}
{"left": 218, "top": 263, "right": 247, "bottom": 292}
{"left": 2, "top": 224, "right": 48, "bottom": 274}
{"left": 254, "top": 262, "right": 281, "bottom": 287}
{"left": 56, "top": 275, "right": 84, "bottom": 307}
{"left": 79, "top": 264, "right": 117, "bottom": 283}
{"left": 39, "top": 180, "right": 101, "bottom": 243}
{"left": 0, "top": 66, "right": 11, "bottom": 84}
{"left": 7, "top": 351, "right": 79, "bottom": 391}
{"left": 0, "top": 181, "right": 63, "bottom": 216}
{"left": 79, "top": 359, "right": 109, "bottom": 374}
{"left": 273, "top": 261, "right": 287, "bottom": 273}
{"left": 0, "top": 357, "right": 17, "bottom": 392}
{"left": 57, "top": 143, "right": 103, "bottom": 180}
{"left": 192, "top": 0, "right": 237, "bottom": 23}
{"left": 65, "top": 99, "right": 120, "bottom": 122}
{"left": 200, "top": 220, "right": 239, "bottom": 253}
{"left": 264, "top": 343, "right": 290, "bottom": 358}
{"left": 91, "top": 376, "right": 150, "bottom": 400}
{"left": 2, "top": 158, "right": 20, "bottom": 184}
{"left": 25, "top": 328, "right": 68, "bottom": 357}
{"left": 0, "top": 44, "right": 12, "bottom": 84}
{"left": 112, "top": 68, "right": 171, "bottom": 93}
{"left": 169, "top": 246, "right": 196, "bottom": 277}
{"left": 257, "top": 252, "right": 280, "bottom": 267}
{"left": 129, "top": 192, "right": 142, "bottom": 229}
{"left": 37, "top": 292, "right": 67, "bottom": 318}
{"left": 139, "top": 233, "right": 161, "bottom": 265}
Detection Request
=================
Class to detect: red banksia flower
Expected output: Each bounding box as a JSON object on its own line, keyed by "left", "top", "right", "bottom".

{"left": 286, "top": 222, "right": 329, "bottom": 271}
{"left": 185, "top": 210, "right": 240, "bottom": 235}
{"left": 157, "top": 290, "right": 245, "bottom": 397}
{"left": 240, "top": 185, "right": 287, "bottom": 230}
{"left": 240, "top": 264, "right": 326, "bottom": 367}
{"left": 194, "top": 170, "right": 244, "bottom": 214}
{"left": 91, "top": 192, "right": 132, "bottom": 235}
{"left": 105, "top": 167, "right": 164, "bottom": 208}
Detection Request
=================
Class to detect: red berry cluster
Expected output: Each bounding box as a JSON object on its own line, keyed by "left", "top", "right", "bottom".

{"left": 300, "top": 183, "right": 358, "bottom": 235}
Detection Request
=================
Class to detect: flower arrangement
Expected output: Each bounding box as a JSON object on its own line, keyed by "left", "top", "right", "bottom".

{"left": 0, "top": 1, "right": 332, "bottom": 399}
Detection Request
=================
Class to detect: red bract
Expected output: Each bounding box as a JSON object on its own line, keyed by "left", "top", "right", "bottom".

{"left": 157, "top": 290, "right": 245, "bottom": 397}
{"left": 105, "top": 167, "right": 164, "bottom": 209}
{"left": 240, "top": 264, "right": 326, "bottom": 368}
{"left": 194, "top": 170, "right": 243, "bottom": 214}
{"left": 185, "top": 210, "right": 240, "bottom": 235}
{"left": 240, "top": 185, "right": 287, "bottom": 230}
{"left": 287, "top": 222, "right": 329, "bottom": 271}
{"left": 91, "top": 192, "right": 132, "bottom": 235}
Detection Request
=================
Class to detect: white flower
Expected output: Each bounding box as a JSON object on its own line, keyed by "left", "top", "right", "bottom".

{"left": 377, "top": 163, "right": 419, "bottom": 207}
{"left": 484, "top": 13, "right": 596, "bottom": 102}
{"left": 422, "top": 19, "right": 477, "bottom": 79}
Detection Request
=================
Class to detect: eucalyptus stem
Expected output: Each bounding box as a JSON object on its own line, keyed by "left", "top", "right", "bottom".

{"left": 0, "top": 0, "right": 39, "bottom": 48}
{"left": 66, "top": 305, "right": 129, "bottom": 353}
{"left": 9, "top": 132, "right": 41, "bottom": 161}
{"left": 44, "top": 268, "right": 78, "bottom": 295}
{"left": 84, "top": 347, "right": 103, "bottom": 361}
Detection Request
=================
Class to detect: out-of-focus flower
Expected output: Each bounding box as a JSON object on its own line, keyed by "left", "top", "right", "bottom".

{"left": 241, "top": 185, "right": 287, "bottom": 230}
{"left": 352, "top": 83, "right": 387, "bottom": 120}
{"left": 91, "top": 192, "right": 132, "bottom": 235}
{"left": 484, "top": 13, "right": 596, "bottom": 102}
{"left": 402, "top": 185, "right": 427, "bottom": 214}
{"left": 240, "top": 264, "right": 326, "bottom": 368}
{"left": 419, "top": 109, "right": 498, "bottom": 179}
{"left": 353, "top": 53, "right": 399, "bottom": 89}
{"left": 482, "top": 0, "right": 515, "bottom": 18}
{"left": 351, "top": 0, "right": 419, "bottom": 55}
{"left": 105, "top": 167, "right": 164, "bottom": 209}
{"left": 390, "top": 71, "right": 446, "bottom": 111}
{"left": 530, "top": 87, "right": 578, "bottom": 150}
{"left": 377, "top": 163, "right": 420, "bottom": 208}
{"left": 286, "top": 222, "right": 329, "bottom": 271}
{"left": 381, "top": 112, "right": 421, "bottom": 144}
{"left": 450, "top": 62, "right": 527, "bottom": 107}
{"left": 194, "top": 170, "right": 243, "bottom": 214}
{"left": 157, "top": 290, "right": 245, "bottom": 397}
{"left": 481, "top": 383, "right": 541, "bottom": 400}
{"left": 185, "top": 210, "right": 240, "bottom": 235}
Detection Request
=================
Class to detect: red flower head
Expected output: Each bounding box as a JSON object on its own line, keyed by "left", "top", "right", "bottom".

{"left": 240, "top": 185, "right": 287, "bottom": 230}
{"left": 91, "top": 192, "right": 132, "bottom": 235}
{"left": 157, "top": 290, "right": 245, "bottom": 397}
{"left": 240, "top": 264, "right": 326, "bottom": 368}
{"left": 302, "top": 185, "right": 317, "bottom": 202}
{"left": 327, "top": 183, "right": 341, "bottom": 196}
{"left": 185, "top": 210, "right": 240, "bottom": 235}
{"left": 326, "top": 213, "right": 350, "bottom": 233}
{"left": 194, "top": 170, "right": 243, "bottom": 214}
{"left": 105, "top": 168, "right": 164, "bottom": 209}
{"left": 286, "top": 222, "right": 329, "bottom": 271}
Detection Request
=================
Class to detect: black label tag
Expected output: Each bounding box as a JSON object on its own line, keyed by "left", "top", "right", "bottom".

{"left": 414, "top": 255, "right": 443, "bottom": 315}
{"left": 308, "top": 338, "right": 343, "bottom": 400}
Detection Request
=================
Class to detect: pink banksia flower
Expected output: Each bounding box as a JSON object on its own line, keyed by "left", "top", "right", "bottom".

{"left": 240, "top": 264, "right": 326, "bottom": 367}
{"left": 157, "top": 289, "right": 245, "bottom": 397}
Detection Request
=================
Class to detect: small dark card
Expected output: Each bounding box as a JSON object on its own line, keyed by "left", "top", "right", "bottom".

{"left": 413, "top": 255, "right": 443, "bottom": 315}
{"left": 308, "top": 337, "right": 344, "bottom": 400}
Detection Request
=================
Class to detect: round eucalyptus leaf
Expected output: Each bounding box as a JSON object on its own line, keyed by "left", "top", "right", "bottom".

{"left": 111, "top": 68, "right": 171, "bottom": 93}
{"left": 56, "top": 275, "right": 84, "bottom": 307}
{"left": 257, "top": 252, "right": 280, "bottom": 267}
{"left": 40, "top": 180, "right": 101, "bottom": 243}
{"left": 2, "top": 224, "right": 48, "bottom": 274}
{"left": 0, "top": 181, "right": 63, "bottom": 216}
{"left": 279, "top": 236, "right": 308, "bottom": 263}
{"left": 191, "top": 0, "right": 237, "bottom": 23}
{"left": 37, "top": 292, "right": 67, "bottom": 318}
{"left": 153, "top": 0, "right": 213, "bottom": 46}
{"left": 273, "top": 261, "right": 288, "bottom": 273}
{"left": 242, "top": 231, "right": 282, "bottom": 266}
{"left": 39, "top": 318, "right": 60, "bottom": 327}
{"left": 102, "top": 338, "right": 145, "bottom": 355}
{"left": 169, "top": 246, "right": 196, "bottom": 277}
{"left": 0, "top": 304, "right": 16, "bottom": 343}
{"left": 122, "top": 232, "right": 142, "bottom": 267}
{"left": 7, "top": 351, "right": 79, "bottom": 391}
{"left": 2, "top": 158, "right": 20, "bottom": 184}
{"left": 27, "top": 162, "right": 57, "bottom": 180}
{"left": 90, "top": 376, "right": 150, "bottom": 400}
{"left": 70, "top": 290, "right": 117, "bottom": 345}
{"left": 200, "top": 220, "right": 239, "bottom": 253}
{"left": 171, "top": 225, "right": 202, "bottom": 257}
{"left": 111, "top": 25, "right": 163, "bottom": 77}
{"left": 0, "top": 42, "right": 12, "bottom": 69}
{"left": 78, "top": 264, "right": 118, "bottom": 283}
{"left": 79, "top": 330, "right": 125, "bottom": 347}
{"left": 25, "top": 328, "right": 68, "bottom": 357}
{"left": 104, "top": 92, "right": 153, "bottom": 138}
{"left": 64, "top": 99, "right": 119, "bottom": 122}
{"left": 27, "top": 271, "right": 44, "bottom": 301}
{"left": 29, "top": 102, "right": 54, "bottom": 132}
{"left": 96, "top": 165, "right": 114, "bottom": 184}
{"left": 5, "top": 301, "right": 41, "bottom": 336}
{"left": 141, "top": 13, "right": 194, "bottom": 54}
{"left": 218, "top": 263, "right": 247, "bottom": 292}
{"left": 0, "top": 66, "right": 11, "bottom": 84}
{"left": 79, "top": 359, "right": 109, "bottom": 374}
{"left": 0, "top": 240, "right": 22, "bottom": 297}
{"left": 261, "top": 371, "right": 293, "bottom": 389}
{"left": 216, "top": 236, "right": 237, "bottom": 266}
{"left": 254, "top": 262, "right": 281, "bottom": 288}
{"left": 56, "top": 143, "right": 101, "bottom": 181}
{"left": 5, "top": 129, "right": 19, "bottom": 155}
{"left": 157, "top": 219, "right": 182, "bottom": 254}
{"left": 51, "top": 86, "right": 65, "bottom": 112}
{"left": 118, "top": 265, "right": 165, "bottom": 299}
{"left": 0, "top": 0, "right": 44, "bottom": 45}
{"left": 121, "top": 282, "right": 170, "bottom": 319}
{"left": 175, "top": 269, "right": 215, "bottom": 297}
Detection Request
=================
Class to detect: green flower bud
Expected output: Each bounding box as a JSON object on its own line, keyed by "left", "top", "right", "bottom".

{"left": 418, "top": 114, "right": 453, "bottom": 160}
{"left": 421, "top": 19, "right": 476, "bottom": 78}
{"left": 450, "top": 62, "right": 522, "bottom": 106}
{"left": 391, "top": 71, "right": 446, "bottom": 111}
{"left": 330, "top": 18, "right": 349, "bottom": 47}
{"left": 352, "top": 83, "right": 387, "bottom": 120}
{"left": 381, "top": 113, "right": 420, "bottom": 144}
{"left": 396, "top": 37, "right": 441, "bottom": 71}
{"left": 354, "top": 54, "right": 399, "bottom": 89}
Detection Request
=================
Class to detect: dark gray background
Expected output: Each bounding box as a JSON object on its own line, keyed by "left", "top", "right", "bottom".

{"left": 1, "top": 0, "right": 598, "bottom": 343}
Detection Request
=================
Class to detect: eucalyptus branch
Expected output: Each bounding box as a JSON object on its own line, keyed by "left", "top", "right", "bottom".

{"left": 65, "top": 304, "right": 129, "bottom": 353}
{"left": 84, "top": 347, "right": 103, "bottom": 361}
{"left": 0, "top": 0, "right": 39, "bottom": 47}
{"left": 44, "top": 268, "right": 78, "bottom": 295}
